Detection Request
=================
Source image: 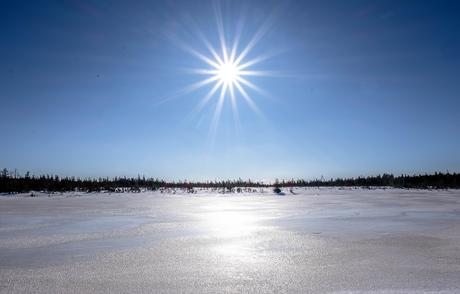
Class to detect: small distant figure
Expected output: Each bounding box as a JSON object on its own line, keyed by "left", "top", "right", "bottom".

{"left": 30, "top": 192, "right": 35, "bottom": 197}
{"left": 273, "top": 187, "right": 282, "bottom": 194}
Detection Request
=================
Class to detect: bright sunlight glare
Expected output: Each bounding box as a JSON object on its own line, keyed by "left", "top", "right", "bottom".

{"left": 167, "top": 1, "right": 280, "bottom": 141}
{"left": 217, "top": 62, "right": 240, "bottom": 85}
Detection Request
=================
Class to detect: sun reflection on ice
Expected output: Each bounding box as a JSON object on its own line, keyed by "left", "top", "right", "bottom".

{"left": 200, "top": 206, "right": 264, "bottom": 260}
{"left": 205, "top": 211, "right": 257, "bottom": 238}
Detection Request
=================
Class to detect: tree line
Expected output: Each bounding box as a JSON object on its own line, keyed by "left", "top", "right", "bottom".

{"left": 1, "top": 168, "right": 459, "bottom": 193}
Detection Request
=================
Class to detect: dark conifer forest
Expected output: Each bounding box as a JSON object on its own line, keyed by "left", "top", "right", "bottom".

{"left": 1, "top": 168, "right": 459, "bottom": 193}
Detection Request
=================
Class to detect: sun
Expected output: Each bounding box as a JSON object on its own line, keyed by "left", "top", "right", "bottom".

{"left": 167, "top": 1, "right": 278, "bottom": 139}
{"left": 217, "top": 61, "right": 240, "bottom": 85}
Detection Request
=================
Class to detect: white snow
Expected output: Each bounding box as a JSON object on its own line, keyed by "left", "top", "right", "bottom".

{"left": 1, "top": 187, "right": 460, "bottom": 293}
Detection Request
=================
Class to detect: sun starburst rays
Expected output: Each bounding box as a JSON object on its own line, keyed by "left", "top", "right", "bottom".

{"left": 167, "top": 3, "right": 278, "bottom": 142}
{"left": 200, "top": 44, "right": 265, "bottom": 122}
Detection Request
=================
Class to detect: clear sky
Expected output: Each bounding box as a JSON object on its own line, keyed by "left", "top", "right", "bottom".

{"left": 1, "top": 0, "right": 459, "bottom": 181}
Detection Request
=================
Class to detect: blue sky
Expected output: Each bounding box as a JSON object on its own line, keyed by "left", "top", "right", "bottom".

{"left": 1, "top": 0, "right": 459, "bottom": 181}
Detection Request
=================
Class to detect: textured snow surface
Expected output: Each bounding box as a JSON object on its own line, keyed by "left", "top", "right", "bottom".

{"left": 1, "top": 188, "right": 460, "bottom": 293}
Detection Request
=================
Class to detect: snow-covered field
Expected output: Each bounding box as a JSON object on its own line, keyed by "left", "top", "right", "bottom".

{"left": 1, "top": 187, "right": 460, "bottom": 293}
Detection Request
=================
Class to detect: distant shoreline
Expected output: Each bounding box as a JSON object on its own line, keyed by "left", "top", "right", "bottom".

{"left": 2, "top": 169, "right": 459, "bottom": 193}
{"left": 1, "top": 184, "right": 459, "bottom": 197}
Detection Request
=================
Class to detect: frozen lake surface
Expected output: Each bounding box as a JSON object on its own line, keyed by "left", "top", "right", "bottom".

{"left": 1, "top": 188, "right": 460, "bottom": 293}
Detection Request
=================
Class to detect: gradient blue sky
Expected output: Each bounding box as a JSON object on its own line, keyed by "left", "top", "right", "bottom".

{"left": 1, "top": 0, "right": 459, "bottom": 181}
